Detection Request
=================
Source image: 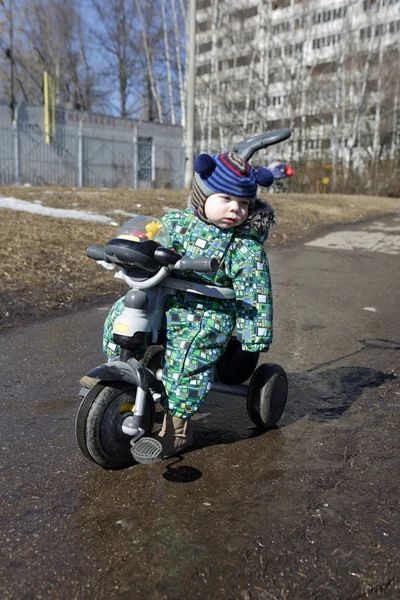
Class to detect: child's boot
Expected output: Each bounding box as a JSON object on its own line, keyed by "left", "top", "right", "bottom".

{"left": 156, "top": 414, "right": 194, "bottom": 458}
{"left": 131, "top": 414, "right": 194, "bottom": 464}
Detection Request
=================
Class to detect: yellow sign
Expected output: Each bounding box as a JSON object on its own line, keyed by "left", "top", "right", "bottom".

{"left": 322, "top": 177, "right": 330, "bottom": 185}
{"left": 323, "top": 164, "right": 333, "bottom": 169}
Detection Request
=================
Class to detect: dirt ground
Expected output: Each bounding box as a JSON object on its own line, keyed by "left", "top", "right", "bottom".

{"left": 1, "top": 188, "right": 400, "bottom": 598}
{"left": 0, "top": 185, "right": 399, "bottom": 326}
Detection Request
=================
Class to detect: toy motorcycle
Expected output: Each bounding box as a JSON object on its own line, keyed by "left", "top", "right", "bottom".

{"left": 76, "top": 129, "right": 291, "bottom": 470}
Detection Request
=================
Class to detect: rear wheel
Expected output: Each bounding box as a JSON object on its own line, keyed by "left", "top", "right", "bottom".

{"left": 215, "top": 338, "right": 259, "bottom": 385}
{"left": 75, "top": 382, "right": 155, "bottom": 469}
{"left": 247, "top": 364, "right": 288, "bottom": 429}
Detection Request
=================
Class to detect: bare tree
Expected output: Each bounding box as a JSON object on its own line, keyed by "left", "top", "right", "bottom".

{"left": 161, "top": 0, "right": 175, "bottom": 123}
{"left": 90, "top": 0, "right": 142, "bottom": 117}
{"left": 171, "top": 0, "right": 186, "bottom": 129}
{"left": 0, "top": 0, "right": 104, "bottom": 111}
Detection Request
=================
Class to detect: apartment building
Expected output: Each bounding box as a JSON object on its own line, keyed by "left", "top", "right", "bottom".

{"left": 195, "top": 0, "right": 400, "bottom": 169}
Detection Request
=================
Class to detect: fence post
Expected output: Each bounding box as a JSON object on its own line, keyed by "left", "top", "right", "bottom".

{"left": 181, "top": 143, "right": 186, "bottom": 189}
{"left": 133, "top": 127, "right": 138, "bottom": 189}
{"left": 77, "top": 119, "right": 83, "bottom": 187}
{"left": 13, "top": 105, "right": 20, "bottom": 185}
{"left": 151, "top": 138, "right": 155, "bottom": 184}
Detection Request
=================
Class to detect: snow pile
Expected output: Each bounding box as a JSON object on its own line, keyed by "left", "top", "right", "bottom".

{"left": 0, "top": 196, "right": 119, "bottom": 225}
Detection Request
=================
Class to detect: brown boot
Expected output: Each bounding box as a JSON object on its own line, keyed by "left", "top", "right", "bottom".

{"left": 155, "top": 414, "right": 194, "bottom": 458}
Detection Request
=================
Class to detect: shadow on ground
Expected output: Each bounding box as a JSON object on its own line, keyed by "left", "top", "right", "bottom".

{"left": 190, "top": 365, "right": 397, "bottom": 451}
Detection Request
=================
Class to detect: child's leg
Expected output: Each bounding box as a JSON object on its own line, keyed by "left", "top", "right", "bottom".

{"left": 132, "top": 298, "right": 235, "bottom": 462}
{"left": 103, "top": 296, "right": 125, "bottom": 359}
{"left": 161, "top": 299, "right": 235, "bottom": 418}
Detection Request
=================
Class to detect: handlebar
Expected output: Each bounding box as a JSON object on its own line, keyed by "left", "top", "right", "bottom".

{"left": 175, "top": 256, "right": 218, "bottom": 273}
{"left": 87, "top": 245, "right": 108, "bottom": 262}
{"left": 233, "top": 129, "right": 292, "bottom": 161}
{"left": 87, "top": 243, "right": 219, "bottom": 274}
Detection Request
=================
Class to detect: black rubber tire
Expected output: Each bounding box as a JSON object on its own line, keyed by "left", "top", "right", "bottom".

{"left": 76, "top": 383, "right": 106, "bottom": 463}
{"left": 75, "top": 382, "right": 155, "bottom": 470}
{"left": 215, "top": 338, "right": 259, "bottom": 385}
{"left": 247, "top": 363, "right": 288, "bottom": 429}
{"left": 141, "top": 345, "right": 164, "bottom": 376}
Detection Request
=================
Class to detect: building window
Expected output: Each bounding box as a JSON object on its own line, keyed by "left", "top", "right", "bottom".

{"left": 389, "top": 20, "right": 400, "bottom": 34}
{"left": 198, "top": 41, "right": 212, "bottom": 54}
{"left": 363, "top": 0, "right": 398, "bottom": 11}
{"left": 272, "top": 0, "right": 291, "bottom": 9}
{"left": 307, "top": 139, "right": 321, "bottom": 150}
{"left": 268, "top": 95, "right": 285, "bottom": 106}
{"left": 232, "top": 6, "right": 258, "bottom": 20}
{"left": 313, "top": 6, "right": 347, "bottom": 24}
{"left": 197, "top": 20, "right": 211, "bottom": 33}
{"left": 242, "top": 30, "right": 256, "bottom": 43}
{"left": 272, "top": 21, "right": 290, "bottom": 34}
{"left": 360, "top": 26, "right": 372, "bottom": 39}
{"left": 285, "top": 44, "right": 293, "bottom": 56}
{"left": 197, "top": 63, "right": 211, "bottom": 76}
{"left": 312, "top": 34, "right": 341, "bottom": 49}
{"left": 237, "top": 54, "right": 252, "bottom": 67}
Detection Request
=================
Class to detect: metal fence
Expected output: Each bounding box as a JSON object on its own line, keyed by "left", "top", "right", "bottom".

{"left": 0, "top": 116, "right": 185, "bottom": 189}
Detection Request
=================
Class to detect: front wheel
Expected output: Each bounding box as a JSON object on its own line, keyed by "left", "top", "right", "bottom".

{"left": 247, "top": 364, "right": 288, "bottom": 429}
{"left": 75, "top": 382, "right": 155, "bottom": 469}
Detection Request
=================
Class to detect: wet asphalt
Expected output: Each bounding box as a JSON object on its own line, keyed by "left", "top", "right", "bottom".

{"left": 1, "top": 214, "right": 399, "bottom": 599}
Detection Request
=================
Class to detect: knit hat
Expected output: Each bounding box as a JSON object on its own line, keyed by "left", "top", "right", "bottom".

{"left": 189, "top": 152, "right": 274, "bottom": 221}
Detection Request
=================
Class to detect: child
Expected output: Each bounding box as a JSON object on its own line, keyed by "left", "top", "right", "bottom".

{"left": 103, "top": 152, "right": 275, "bottom": 461}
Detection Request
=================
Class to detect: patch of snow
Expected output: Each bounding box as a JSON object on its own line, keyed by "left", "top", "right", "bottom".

{"left": 363, "top": 307, "right": 377, "bottom": 312}
{"left": 109, "top": 209, "right": 139, "bottom": 218}
{"left": 0, "top": 196, "right": 119, "bottom": 225}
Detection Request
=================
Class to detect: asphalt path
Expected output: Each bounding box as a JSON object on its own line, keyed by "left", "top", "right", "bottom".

{"left": 1, "top": 213, "right": 399, "bottom": 599}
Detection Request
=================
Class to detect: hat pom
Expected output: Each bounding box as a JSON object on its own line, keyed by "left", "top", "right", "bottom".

{"left": 255, "top": 168, "right": 274, "bottom": 188}
{"left": 194, "top": 154, "right": 216, "bottom": 178}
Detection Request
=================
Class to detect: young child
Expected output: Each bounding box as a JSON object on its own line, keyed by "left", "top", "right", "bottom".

{"left": 103, "top": 152, "right": 275, "bottom": 460}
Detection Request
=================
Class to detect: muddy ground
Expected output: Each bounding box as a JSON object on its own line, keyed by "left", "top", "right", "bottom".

{"left": 0, "top": 186, "right": 399, "bottom": 326}
{"left": 0, "top": 188, "right": 399, "bottom": 598}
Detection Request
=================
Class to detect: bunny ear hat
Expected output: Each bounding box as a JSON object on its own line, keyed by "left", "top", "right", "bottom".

{"left": 189, "top": 152, "right": 273, "bottom": 221}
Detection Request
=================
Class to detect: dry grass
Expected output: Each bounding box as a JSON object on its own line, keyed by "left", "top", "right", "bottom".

{"left": 1, "top": 185, "right": 399, "bottom": 325}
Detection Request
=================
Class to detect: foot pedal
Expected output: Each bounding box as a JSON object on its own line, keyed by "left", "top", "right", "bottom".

{"left": 131, "top": 438, "right": 163, "bottom": 464}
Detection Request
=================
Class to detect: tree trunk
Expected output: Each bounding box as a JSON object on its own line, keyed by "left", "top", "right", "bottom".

{"left": 135, "top": 0, "right": 163, "bottom": 122}
{"left": 161, "top": 0, "right": 175, "bottom": 124}
{"left": 171, "top": 0, "right": 185, "bottom": 129}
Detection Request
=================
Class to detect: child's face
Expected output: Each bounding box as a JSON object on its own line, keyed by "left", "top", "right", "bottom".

{"left": 204, "top": 193, "right": 250, "bottom": 229}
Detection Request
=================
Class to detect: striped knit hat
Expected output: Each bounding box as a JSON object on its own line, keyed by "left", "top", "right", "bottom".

{"left": 189, "top": 152, "right": 273, "bottom": 222}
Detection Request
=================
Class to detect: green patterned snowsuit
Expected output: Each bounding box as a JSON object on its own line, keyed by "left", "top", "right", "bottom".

{"left": 103, "top": 204, "right": 274, "bottom": 418}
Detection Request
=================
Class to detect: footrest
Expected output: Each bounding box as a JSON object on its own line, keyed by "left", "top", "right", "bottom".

{"left": 131, "top": 437, "right": 163, "bottom": 464}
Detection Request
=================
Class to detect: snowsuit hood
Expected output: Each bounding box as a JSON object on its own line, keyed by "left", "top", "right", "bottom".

{"left": 236, "top": 198, "right": 276, "bottom": 244}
